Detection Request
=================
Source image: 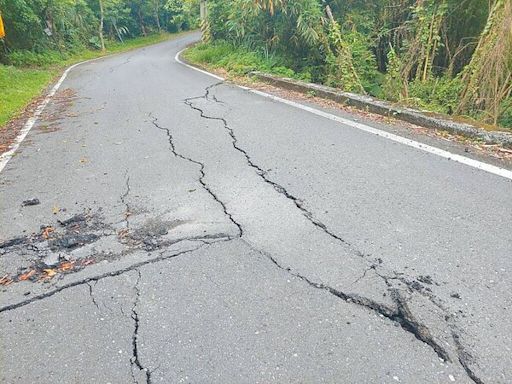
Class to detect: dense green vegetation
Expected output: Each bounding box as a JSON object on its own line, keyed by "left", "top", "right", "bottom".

{"left": 184, "top": 40, "right": 313, "bottom": 81}
{"left": 0, "top": 0, "right": 199, "bottom": 61}
{"left": 195, "top": 0, "right": 512, "bottom": 129}
{"left": 0, "top": 0, "right": 199, "bottom": 127}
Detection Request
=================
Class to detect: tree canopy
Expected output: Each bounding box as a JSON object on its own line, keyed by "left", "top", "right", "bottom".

{"left": 0, "top": 0, "right": 199, "bottom": 53}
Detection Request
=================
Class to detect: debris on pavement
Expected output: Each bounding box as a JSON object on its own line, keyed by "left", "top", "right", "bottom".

{"left": 21, "top": 198, "right": 40, "bottom": 207}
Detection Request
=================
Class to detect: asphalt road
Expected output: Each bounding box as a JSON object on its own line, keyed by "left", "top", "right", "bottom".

{"left": 1, "top": 32, "right": 511, "bottom": 384}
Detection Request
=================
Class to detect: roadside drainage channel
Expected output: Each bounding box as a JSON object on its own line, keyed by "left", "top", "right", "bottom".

{"left": 250, "top": 71, "right": 512, "bottom": 149}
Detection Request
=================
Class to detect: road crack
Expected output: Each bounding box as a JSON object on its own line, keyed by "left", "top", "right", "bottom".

{"left": 184, "top": 83, "right": 484, "bottom": 383}
{"left": 149, "top": 112, "right": 242, "bottom": 238}
{"left": 241, "top": 239, "right": 450, "bottom": 362}
{"left": 87, "top": 281, "right": 100, "bottom": 311}
{"left": 130, "top": 270, "right": 152, "bottom": 384}
{"left": 121, "top": 170, "right": 132, "bottom": 230}
{"left": 184, "top": 83, "right": 364, "bottom": 254}
{"left": 109, "top": 55, "right": 133, "bottom": 74}
{"left": 0, "top": 237, "right": 232, "bottom": 313}
{"left": 452, "top": 331, "right": 485, "bottom": 384}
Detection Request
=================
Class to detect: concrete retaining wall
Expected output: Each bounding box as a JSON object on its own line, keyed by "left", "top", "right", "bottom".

{"left": 251, "top": 72, "right": 512, "bottom": 148}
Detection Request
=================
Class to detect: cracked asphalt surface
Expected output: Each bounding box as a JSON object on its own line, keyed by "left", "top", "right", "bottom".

{"left": 1, "top": 33, "right": 511, "bottom": 383}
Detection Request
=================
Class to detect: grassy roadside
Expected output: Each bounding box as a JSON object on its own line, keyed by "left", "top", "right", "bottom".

{"left": 183, "top": 41, "right": 313, "bottom": 82}
{"left": 184, "top": 42, "right": 512, "bottom": 132}
{"left": 0, "top": 32, "right": 188, "bottom": 128}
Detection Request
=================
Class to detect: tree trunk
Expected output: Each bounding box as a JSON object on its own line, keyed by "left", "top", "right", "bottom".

{"left": 154, "top": 12, "right": 161, "bottom": 31}
{"left": 154, "top": 0, "right": 161, "bottom": 31}
{"left": 401, "top": 0, "right": 446, "bottom": 87}
{"left": 138, "top": 7, "right": 147, "bottom": 36}
{"left": 98, "top": 0, "right": 105, "bottom": 51}
{"left": 323, "top": 5, "right": 366, "bottom": 94}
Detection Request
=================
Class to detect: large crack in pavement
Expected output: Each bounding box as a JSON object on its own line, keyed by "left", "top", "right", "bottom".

{"left": 121, "top": 170, "right": 132, "bottom": 230}
{"left": 452, "top": 331, "right": 485, "bottom": 384}
{"left": 130, "top": 270, "right": 152, "bottom": 384}
{"left": 184, "top": 82, "right": 484, "bottom": 384}
{"left": 0, "top": 164, "right": 233, "bottom": 286}
{"left": 185, "top": 83, "right": 362, "bottom": 253}
{"left": 241, "top": 239, "right": 450, "bottom": 362}
{"left": 149, "top": 112, "right": 242, "bottom": 238}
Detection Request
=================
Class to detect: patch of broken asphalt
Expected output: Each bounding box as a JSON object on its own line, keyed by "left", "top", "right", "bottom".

{"left": 0, "top": 202, "right": 231, "bottom": 287}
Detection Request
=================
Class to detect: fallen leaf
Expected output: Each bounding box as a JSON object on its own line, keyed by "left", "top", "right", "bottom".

{"left": 0, "top": 275, "right": 13, "bottom": 286}
{"left": 42, "top": 226, "right": 55, "bottom": 239}
{"left": 59, "top": 261, "right": 74, "bottom": 271}
{"left": 42, "top": 269, "right": 57, "bottom": 278}
{"left": 19, "top": 270, "right": 36, "bottom": 281}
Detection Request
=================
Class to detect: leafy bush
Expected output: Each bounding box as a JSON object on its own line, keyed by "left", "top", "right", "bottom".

{"left": 7, "top": 50, "right": 67, "bottom": 68}
{"left": 498, "top": 98, "right": 512, "bottom": 129}
{"left": 341, "top": 31, "right": 381, "bottom": 95}
{"left": 407, "top": 76, "right": 463, "bottom": 115}
{"left": 382, "top": 47, "right": 403, "bottom": 102}
{"left": 185, "top": 41, "right": 315, "bottom": 80}
{"left": 165, "top": 0, "right": 200, "bottom": 32}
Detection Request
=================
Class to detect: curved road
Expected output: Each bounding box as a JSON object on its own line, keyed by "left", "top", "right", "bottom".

{"left": 1, "top": 32, "right": 511, "bottom": 383}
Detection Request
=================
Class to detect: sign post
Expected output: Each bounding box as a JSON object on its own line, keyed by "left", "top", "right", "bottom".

{"left": 200, "top": 0, "right": 209, "bottom": 42}
{"left": 0, "top": 13, "right": 5, "bottom": 39}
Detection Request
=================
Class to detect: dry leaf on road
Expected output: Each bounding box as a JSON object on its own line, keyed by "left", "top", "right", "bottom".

{"left": 42, "top": 269, "right": 57, "bottom": 278}
{"left": 42, "top": 226, "right": 55, "bottom": 239}
{"left": 0, "top": 275, "right": 13, "bottom": 286}
{"left": 18, "top": 270, "right": 36, "bottom": 281}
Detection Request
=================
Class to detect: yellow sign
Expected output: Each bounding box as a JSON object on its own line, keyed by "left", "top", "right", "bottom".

{"left": 0, "top": 14, "right": 5, "bottom": 39}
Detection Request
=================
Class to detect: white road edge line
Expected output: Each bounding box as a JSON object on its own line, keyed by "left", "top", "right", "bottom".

{"left": 0, "top": 56, "right": 106, "bottom": 174}
{"left": 176, "top": 48, "right": 512, "bottom": 181}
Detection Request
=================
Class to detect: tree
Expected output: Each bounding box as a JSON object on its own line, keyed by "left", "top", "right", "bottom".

{"left": 150, "top": 0, "right": 162, "bottom": 31}
{"left": 99, "top": 0, "right": 106, "bottom": 50}
{"left": 457, "top": 0, "right": 512, "bottom": 124}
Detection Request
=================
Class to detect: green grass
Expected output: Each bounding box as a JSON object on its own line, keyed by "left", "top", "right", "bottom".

{"left": 0, "top": 32, "right": 188, "bottom": 128}
{"left": 184, "top": 41, "right": 312, "bottom": 81}
{"left": 0, "top": 66, "right": 56, "bottom": 126}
